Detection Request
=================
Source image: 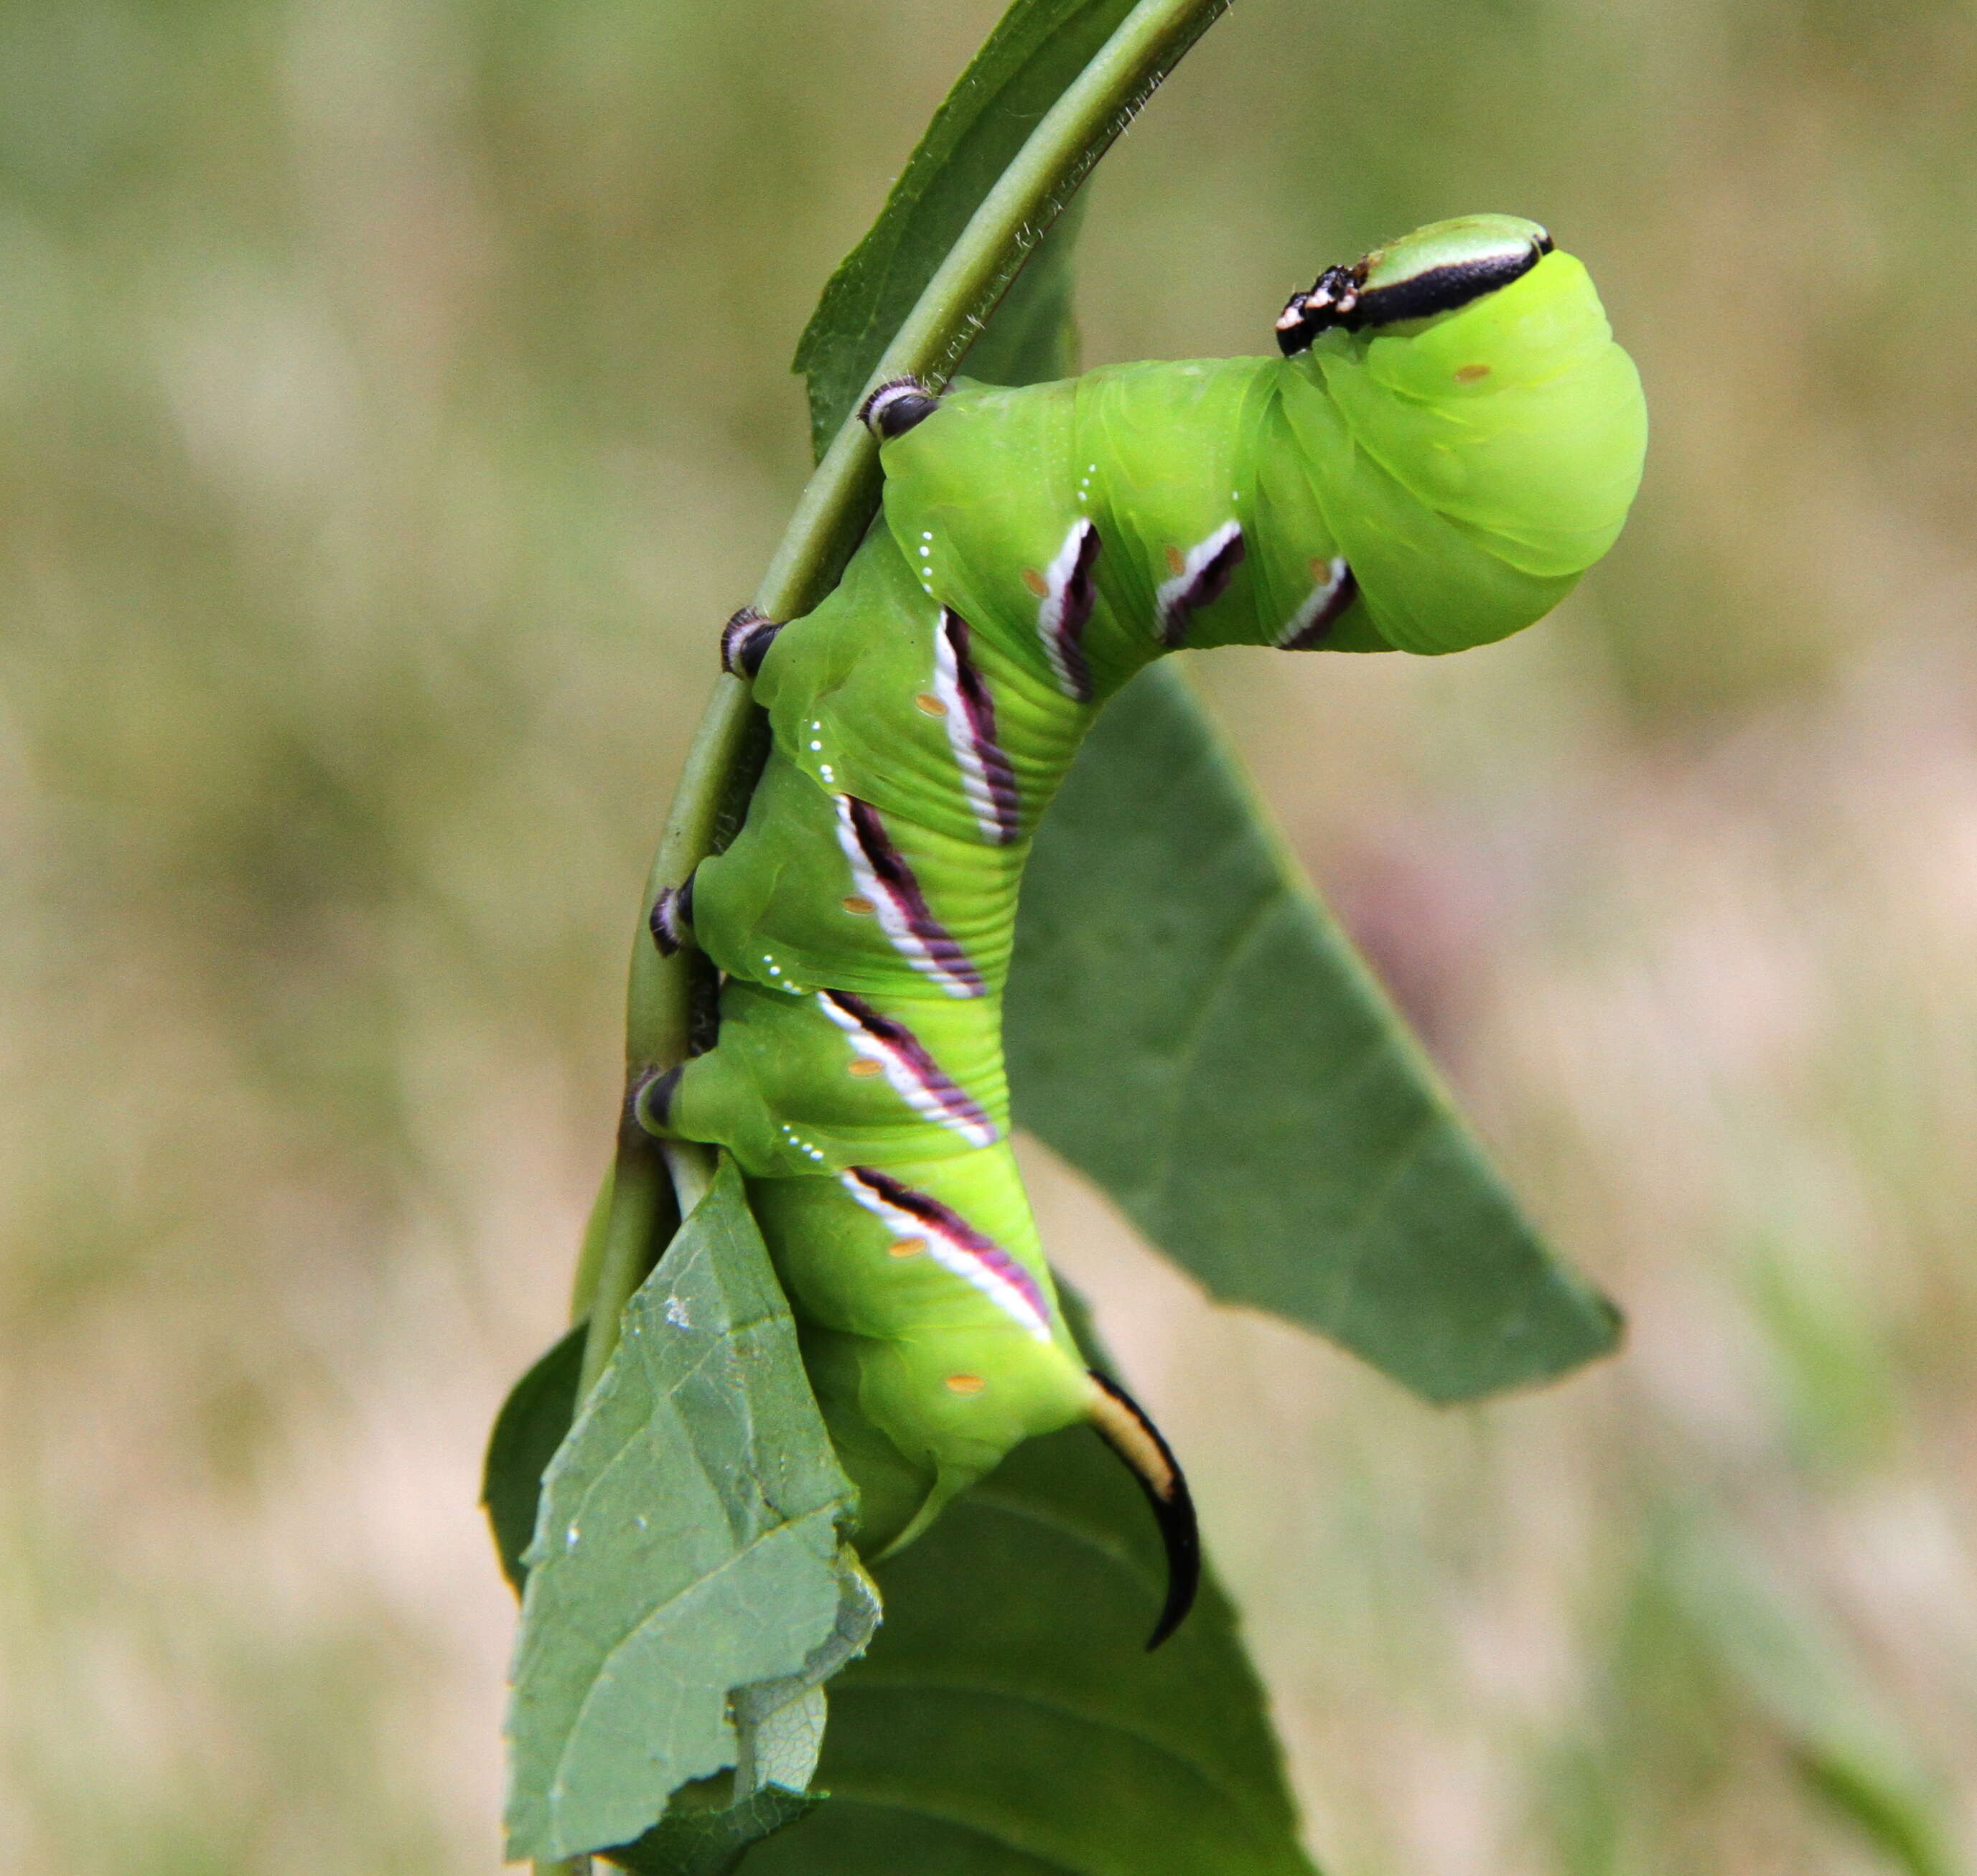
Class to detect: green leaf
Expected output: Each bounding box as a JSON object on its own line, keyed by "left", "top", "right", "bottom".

{"left": 602, "top": 1786, "right": 820, "bottom": 1876}
{"left": 1008, "top": 664, "right": 1622, "bottom": 1404}
{"left": 482, "top": 1321, "right": 587, "bottom": 1595}
{"left": 793, "top": 0, "right": 1185, "bottom": 461}
{"left": 743, "top": 1289, "right": 1320, "bottom": 1876}
{"left": 503, "top": 1161, "right": 874, "bottom": 1865}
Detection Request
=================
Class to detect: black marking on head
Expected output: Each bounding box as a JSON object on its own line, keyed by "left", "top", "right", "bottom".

{"left": 1276, "top": 264, "right": 1360, "bottom": 356}
{"left": 1086, "top": 1370, "right": 1200, "bottom": 1649}
{"left": 721, "top": 606, "right": 782, "bottom": 679}
{"left": 1348, "top": 243, "right": 1546, "bottom": 329}
{"left": 1276, "top": 227, "right": 1551, "bottom": 353}
{"left": 648, "top": 874, "right": 696, "bottom": 955}
{"left": 1158, "top": 524, "right": 1246, "bottom": 648}
{"left": 859, "top": 377, "right": 942, "bottom": 441}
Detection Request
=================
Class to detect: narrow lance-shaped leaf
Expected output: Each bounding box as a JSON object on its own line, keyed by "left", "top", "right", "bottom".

{"left": 503, "top": 1162, "right": 875, "bottom": 1865}
{"left": 794, "top": 0, "right": 1212, "bottom": 459}
{"left": 961, "top": 192, "right": 1086, "bottom": 393}
{"left": 1009, "top": 670, "right": 1622, "bottom": 1403}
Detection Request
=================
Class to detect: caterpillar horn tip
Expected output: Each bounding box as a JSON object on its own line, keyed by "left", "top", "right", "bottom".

{"left": 1086, "top": 1370, "right": 1200, "bottom": 1649}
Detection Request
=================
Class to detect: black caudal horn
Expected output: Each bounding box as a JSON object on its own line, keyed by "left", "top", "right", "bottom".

{"left": 1086, "top": 1369, "right": 1200, "bottom": 1648}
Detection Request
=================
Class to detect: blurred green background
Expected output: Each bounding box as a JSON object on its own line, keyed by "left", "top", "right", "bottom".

{"left": 5, "top": 0, "right": 1976, "bottom": 1869}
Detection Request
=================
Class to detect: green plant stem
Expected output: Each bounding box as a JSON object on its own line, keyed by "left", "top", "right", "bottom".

{"left": 569, "top": 0, "right": 1231, "bottom": 1393}
{"left": 573, "top": 1127, "right": 672, "bottom": 1398}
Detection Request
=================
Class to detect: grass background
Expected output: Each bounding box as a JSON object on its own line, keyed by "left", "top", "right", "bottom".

{"left": 4, "top": 0, "right": 1977, "bottom": 1869}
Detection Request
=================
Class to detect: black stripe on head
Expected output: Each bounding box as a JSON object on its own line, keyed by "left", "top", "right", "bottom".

{"left": 1347, "top": 240, "right": 1547, "bottom": 330}
{"left": 1275, "top": 224, "right": 1552, "bottom": 353}
{"left": 635, "top": 1064, "right": 682, "bottom": 1133}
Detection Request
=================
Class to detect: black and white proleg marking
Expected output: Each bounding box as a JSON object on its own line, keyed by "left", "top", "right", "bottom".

{"left": 860, "top": 377, "right": 942, "bottom": 440}
{"left": 649, "top": 873, "right": 696, "bottom": 955}
{"left": 721, "top": 606, "right": 782, "bottom": 679}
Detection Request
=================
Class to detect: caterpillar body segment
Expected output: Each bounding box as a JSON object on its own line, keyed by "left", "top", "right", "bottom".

{"left": 652, "top": 222, "right": 1646, "bottom": 1644}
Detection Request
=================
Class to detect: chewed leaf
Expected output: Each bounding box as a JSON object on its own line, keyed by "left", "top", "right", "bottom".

{"left": 503, "top": 1160, "right": 869, "bottom": 1864}
{"left": 745, "top": 1282, "right": 1320, "bottom": 1876}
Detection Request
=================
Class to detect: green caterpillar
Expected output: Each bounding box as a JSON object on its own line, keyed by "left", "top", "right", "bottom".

{"left": 643, "top": 216, "right": 1646, "bottom": 1645}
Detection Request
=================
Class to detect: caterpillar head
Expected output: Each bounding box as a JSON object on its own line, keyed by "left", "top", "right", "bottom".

{"left": 1275, "top": 215, "right": 1554, "bottom": 353}
{"left": 1274, "top": 215, "right": 1647, "bottom": 657}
